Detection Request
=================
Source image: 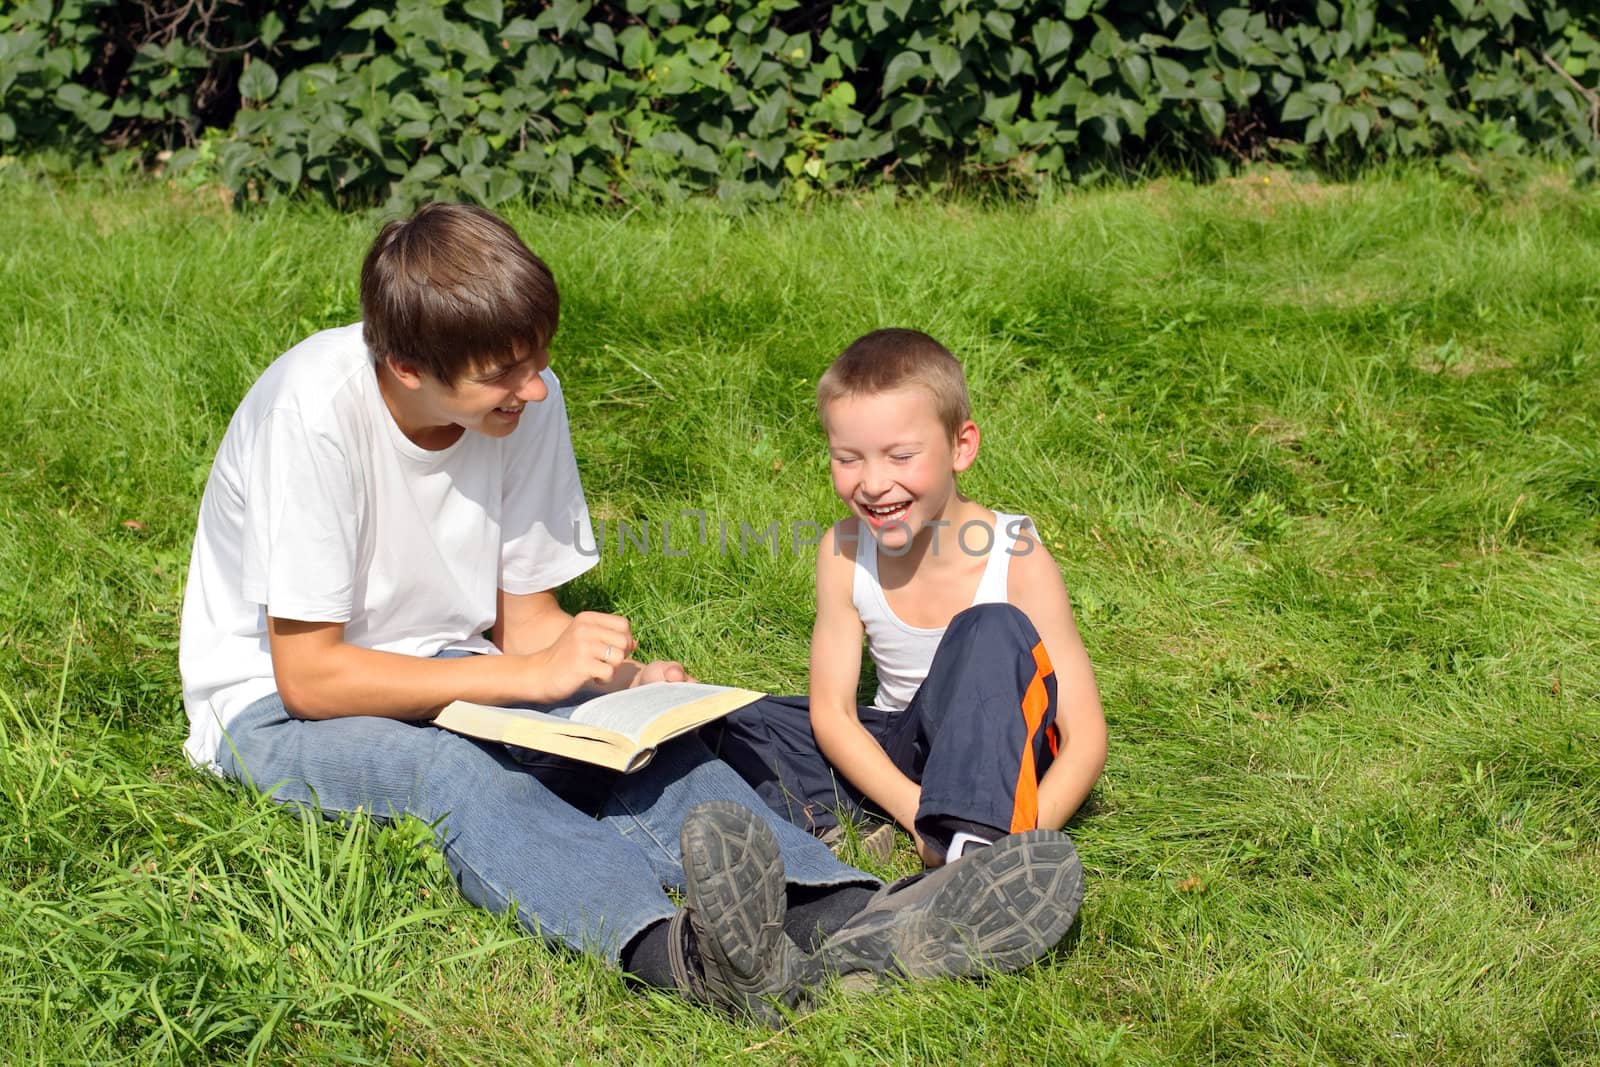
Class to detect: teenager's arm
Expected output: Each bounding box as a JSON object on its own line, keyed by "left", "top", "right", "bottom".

{"left": 492, "top": 589, "right": 689, "bottom": 691}
{"left": 808, "top": 526, "right": 923, "bottom": 835}
{"left": 491, "top": 588, "right": 581, "bottom": 656}
{"left": 267, "top": 604, "right": 638, "bottom": 720}
{"left": 1007, "top": 532, "right": 1108, "bottom": 830}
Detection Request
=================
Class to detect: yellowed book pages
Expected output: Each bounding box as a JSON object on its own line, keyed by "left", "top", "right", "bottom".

{"left": 433, "top": 682, "right": 764, "bottom": 773}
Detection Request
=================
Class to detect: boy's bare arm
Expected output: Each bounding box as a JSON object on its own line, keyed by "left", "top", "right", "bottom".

{"left": 807, "top": 527, "right": 923, "bottom": 833}
{"left": 267, "top": 601, "right": 638, "bottom": 720}
{"left": 1008, "top": 534, "right": 1108, "bottom": 830}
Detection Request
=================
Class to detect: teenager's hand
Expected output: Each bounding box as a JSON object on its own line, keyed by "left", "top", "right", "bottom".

{"left": 914, "top": 832, "right": 945, "bottom": 869}
{"left": 527, "top": 610, "right": 637, "bottom": 698}
{"left": 631, "top": 660, "right": 697, "bottom": 686}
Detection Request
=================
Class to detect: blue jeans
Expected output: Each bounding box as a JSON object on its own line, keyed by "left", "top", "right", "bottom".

{"left": 216, "top": 689, "right": 871, "bottom": 963}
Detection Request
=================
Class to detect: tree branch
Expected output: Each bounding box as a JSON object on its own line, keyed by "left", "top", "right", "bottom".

{"left": 1540, "top": 49, "right": 1600, "bottom": 144}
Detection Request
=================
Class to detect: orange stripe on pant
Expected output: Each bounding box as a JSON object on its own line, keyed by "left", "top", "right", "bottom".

{"left": 1010, "top": 641, "right": 1054, "bottom": 833}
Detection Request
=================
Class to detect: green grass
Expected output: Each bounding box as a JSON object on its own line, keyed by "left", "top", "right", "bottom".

{"left": 2, "top": 164, "right": 1598, "bottom": 1064}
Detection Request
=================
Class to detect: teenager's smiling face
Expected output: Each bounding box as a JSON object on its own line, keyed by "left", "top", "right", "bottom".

{"left": 449, "top": 344, "right": 551, "bottom": 437}
{"left": 823, "top": 386, "right": 978, "bottom": 551}
{"left": 383, "top": 342, "right": 552, "bottom": 449}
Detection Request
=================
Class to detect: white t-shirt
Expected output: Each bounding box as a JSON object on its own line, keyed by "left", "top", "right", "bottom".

{"left": 179, "top": 323, "right": 596, "bottom": 770}
{"left": 852, "top": 511, "right": 1034, "bottom": 712}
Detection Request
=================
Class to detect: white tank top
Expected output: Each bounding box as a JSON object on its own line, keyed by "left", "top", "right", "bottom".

{"left": 852, "top": 511, "right": 1033, "bottom": 712}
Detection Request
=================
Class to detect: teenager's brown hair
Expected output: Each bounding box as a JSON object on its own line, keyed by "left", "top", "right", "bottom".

{"left": 816, "top": 328, "right": 971, "bottom": 437}
{"left": 360, "top": 202, "right": 558, "bottom": 385}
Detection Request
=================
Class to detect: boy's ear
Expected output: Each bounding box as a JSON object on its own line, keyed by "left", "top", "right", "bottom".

{"left": 383, "top": 354, "right": 427, "bottom": 391}
{"left": 951, "top": 419, "right": 980, "bottom": 472}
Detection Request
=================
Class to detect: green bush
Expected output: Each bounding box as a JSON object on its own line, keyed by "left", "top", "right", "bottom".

{"left": 4, "top": 0, "right": 1598, "bottom": 206}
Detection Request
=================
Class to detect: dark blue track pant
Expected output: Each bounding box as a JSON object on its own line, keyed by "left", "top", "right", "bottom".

{"left": 706, "top": 603, "right": 1059, "bottom": 853}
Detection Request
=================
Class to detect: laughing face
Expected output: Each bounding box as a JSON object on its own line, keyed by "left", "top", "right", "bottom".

{"left": 822, "top": 386, "right": 979, "bottom": 552}
{"left": 380, "top": 342, "right": 551, "bottom": 449}
{"left": 446, "top": 344, "right": 551, "bottom": 438}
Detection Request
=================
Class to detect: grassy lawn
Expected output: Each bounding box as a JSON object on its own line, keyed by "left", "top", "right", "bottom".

{"left": 1, "top": 166, "right": 1598, "bottom": 1064}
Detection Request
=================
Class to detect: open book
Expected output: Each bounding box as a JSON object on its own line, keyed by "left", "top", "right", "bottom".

{"left": 432, "top": 682, "right": 763, "bottom": 773}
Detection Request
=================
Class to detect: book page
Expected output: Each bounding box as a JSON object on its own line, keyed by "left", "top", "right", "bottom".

{"left": 569, "top": 683, "right": 759, "bottom": 740}
{"left": 434, "top": 683, "right": 763, "bottom": 772}
{"left": 435, "top": 701, "right": 629, "bottom": 746}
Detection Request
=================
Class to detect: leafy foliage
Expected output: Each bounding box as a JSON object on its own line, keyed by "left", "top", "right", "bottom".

{"left": 4, "top": 1, "right": 1599, "bottom": 203}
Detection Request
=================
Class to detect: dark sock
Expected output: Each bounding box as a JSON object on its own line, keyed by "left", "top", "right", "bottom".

{"left": 620, "top": 917, "right": 679, "bottom": 991}
{"left": 784, "top": 884, "right": 877, "bottom": 952}
{"left": 629, "top": 886, "right": 876, "bottom": 985}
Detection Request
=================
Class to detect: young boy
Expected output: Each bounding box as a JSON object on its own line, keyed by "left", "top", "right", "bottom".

{"left": 714, "top": 328, "right": 1108, "bottom": 867}
{"left": 180, "top": 208, "right": 1085, "bottom": 1023}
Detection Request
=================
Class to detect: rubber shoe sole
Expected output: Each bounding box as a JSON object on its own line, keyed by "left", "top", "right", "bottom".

{"left": 679, "top": 800, "right": 811, "bottom": 1025}
{"left": 821, "top": 821, "right": 897, "bottom": 865}
{"left": 816, "top": 828, "right": 1084, "bottom": 984}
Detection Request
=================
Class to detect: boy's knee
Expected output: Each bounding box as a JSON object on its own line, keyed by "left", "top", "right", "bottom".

{"left": 947, "top": 602, "right": 1037, "bottom": 644}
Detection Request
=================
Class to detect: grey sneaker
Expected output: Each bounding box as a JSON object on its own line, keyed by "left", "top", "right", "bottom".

{"left": 815, "top": 829, "right": 1084, "bottom": 986}
{"left": 820, "top": 821, "right": 897, "bottom": 865}
{"left": 676, "top": 800, "right": 813, "bottom": 1025}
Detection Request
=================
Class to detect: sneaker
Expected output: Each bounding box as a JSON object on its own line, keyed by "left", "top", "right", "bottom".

{"left": 859, "top": 822, "right": 897, "bottom": 864}
{"left": 814, "top": 829, "right": 1084, "bottom": 986}
{"left": 820, "top": 821, "right": 897, "bottom": 865}
{"left": 675, "top": 800, "right": 813, "bottom": 1025}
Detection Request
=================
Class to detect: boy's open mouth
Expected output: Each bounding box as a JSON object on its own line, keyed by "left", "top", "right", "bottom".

{"left": 494, "top": 404, "right": 525, "bottom": 415}
{"left": 862, "top": 501, "right": 911, "bottom": 524}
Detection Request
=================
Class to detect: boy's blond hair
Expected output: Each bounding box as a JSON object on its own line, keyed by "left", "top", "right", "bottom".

{"left": 360, "top": 202, "right": 558, "bottom": 386}
{"left": 816, "top": 328, "right": 971, "bottom": 437}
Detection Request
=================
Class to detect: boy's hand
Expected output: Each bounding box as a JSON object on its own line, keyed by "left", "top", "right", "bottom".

{"left": 914, "top": 832, "right": 945, "bottom": 869}
{"left": 631, "top": 660, "right": 697, "bottom": 686}
{"left": 529, "top": 610, "right": 637, "bottom": 697}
